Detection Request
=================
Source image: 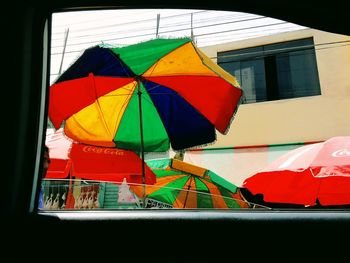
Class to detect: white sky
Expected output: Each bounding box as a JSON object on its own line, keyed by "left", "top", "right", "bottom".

{"left": 50, "top": 8, "right": 306, "bottom": 84}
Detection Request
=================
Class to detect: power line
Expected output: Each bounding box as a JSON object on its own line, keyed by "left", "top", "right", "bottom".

{"left": 50, "top": 21, "right": 296, "bottom": 54}
{"left": 52, "top": 9, "right": 161, "bottom": 29}
{"left": 51, "top": 14, "right": 267, "bottom": 47}
{"left": 49, "top": 40, "right": 350, "bottom": 78}
{"left": 51, "top": 9, "right": 208, "bottom": 35}
{"left": 212, "top": 40, "right": 350, "bottom": 61}
{"left": 49, "top": 9, "right": 348, "bottom": 81}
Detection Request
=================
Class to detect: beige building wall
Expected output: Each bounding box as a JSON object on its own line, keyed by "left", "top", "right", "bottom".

{"left": 201, "top": 28, "right": 350, "bottom": 148}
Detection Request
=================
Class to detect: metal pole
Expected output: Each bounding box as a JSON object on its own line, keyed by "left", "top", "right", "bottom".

{"left": 190, "top": 13, "right": 196, "bottom": 44}
{"left": 183, "top": 176, "right": 193, "bottom": 208}
{"left": 156, "top": 14, "right": 160, "bottom": 38}
{"left": 191, "top": 13, "right": 194, "bottom": 41}
{"left": 137, "top": 81, "right": 146, "bottom": 206}
{"left": 58, "top": 28, "right": 69, "bottom": 76}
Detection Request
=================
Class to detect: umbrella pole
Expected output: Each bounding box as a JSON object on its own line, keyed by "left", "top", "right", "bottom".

{"left": 183, "top": 177, "right": 193, "bottom": 208}
{"left": 137, "top": 81, "right": 146, "bottom": 207}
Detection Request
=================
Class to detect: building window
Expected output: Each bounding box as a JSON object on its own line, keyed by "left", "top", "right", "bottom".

{"left": 217, "top": 38, "right": 321, "bottom": 104}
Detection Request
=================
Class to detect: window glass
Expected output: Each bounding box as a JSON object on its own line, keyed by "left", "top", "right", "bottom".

{"left": 39, "top": 8, "right": 350, "bottom": 212}
{"left": 217, "top": 38, "right": 321, "bottom": 103}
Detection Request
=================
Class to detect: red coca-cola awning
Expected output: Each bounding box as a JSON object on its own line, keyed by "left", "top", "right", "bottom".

{"left": 46, "top": 158, "right": 72, "bottom": 179}
{"left": 45, "top": 129, "right": 156, "bottom": 184}
{"left": 69, "top": 143, "right": 155, "bottom": 184}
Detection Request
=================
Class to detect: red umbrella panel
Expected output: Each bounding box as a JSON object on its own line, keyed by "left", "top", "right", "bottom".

{"left": 48, "top": 38, "right": 242, "bottom": 152}
{"left": 243, "top": 136, "right": 350, "bottom": 206}
{"left": 45, "top": 128, "right": 156, "bottom": 185}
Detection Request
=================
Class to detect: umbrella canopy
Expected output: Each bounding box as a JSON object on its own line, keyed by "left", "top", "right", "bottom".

{"left": 45, "top": 129, "right": 156, "bottom": 184}
{"left": 48, "top": 37, "right": 242, "bottom": 152}
{"left": 243, "top": 136, "right": 350, "bottom": 206}
{"left": 131, "top": 158, "right": 251, "bottom": 209}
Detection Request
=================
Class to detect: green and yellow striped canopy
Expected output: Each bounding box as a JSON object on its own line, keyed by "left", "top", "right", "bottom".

{"left": 132, "top": 158, "right": 250, "bottom": 209}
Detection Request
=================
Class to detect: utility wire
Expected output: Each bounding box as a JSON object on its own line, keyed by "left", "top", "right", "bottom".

{"left": 212, "top": 40, "right": 350, "bottom": 61}
{"left": 49, "top": 10, "right": 348, "bottom": 80}
{"left": 50, "top": 21, "right": 295, "bottom": 54}
{"left": 51, "top": 15, "right": 268, "bottom": 45}
{"left": 50, "top": 40, "right": 350, "bottom": 78}
{"left": 52, "top": 9, "right": 208, "bottom": 35}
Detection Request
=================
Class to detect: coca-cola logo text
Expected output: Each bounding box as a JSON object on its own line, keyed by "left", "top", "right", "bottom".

{"left": 82, "top": 146, "right": 124, "bottom": 155}
{"left": 332, "top": 149, "right": 350, "bottom": 157}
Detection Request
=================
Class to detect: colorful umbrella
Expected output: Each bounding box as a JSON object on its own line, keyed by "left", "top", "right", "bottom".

{"left": 45, "top": 128, "right": 156, "bottom": 185}
{"left": 243, "top": 136, "right": 350, "bottom": 206}
{"left": 131, "top": 158, "right": 251, "bottom": 209}
{"left": 49, "top": 37, "right": 242, "bottom": 152}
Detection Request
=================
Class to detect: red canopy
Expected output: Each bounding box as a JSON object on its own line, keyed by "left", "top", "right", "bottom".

{"left": 46, "top": 158, "right": 72, "bottom": 179}
{"left": 243, "top": 136, "right": 350, "bottom": 206}
{"left": 45, "top": 129, "right": 156, "bottom": 184}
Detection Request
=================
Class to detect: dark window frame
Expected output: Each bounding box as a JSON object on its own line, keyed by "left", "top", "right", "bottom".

{"left": 218, "top": 38, "right": 321, "bottom": 104}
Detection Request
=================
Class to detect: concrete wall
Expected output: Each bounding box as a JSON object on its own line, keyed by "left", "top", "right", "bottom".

{"left": 200, "top": 28, "right": 350, "bottom": 148}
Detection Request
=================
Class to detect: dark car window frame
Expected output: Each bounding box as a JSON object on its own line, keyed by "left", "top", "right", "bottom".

{"left": 27, "top": 6, "right": 350, "bottom": 221}
{"left": 3, "top": 5, "right": 349, "bottom": 258}
{"left": 5, "top": 6, "right": 350, "bottom": 251}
